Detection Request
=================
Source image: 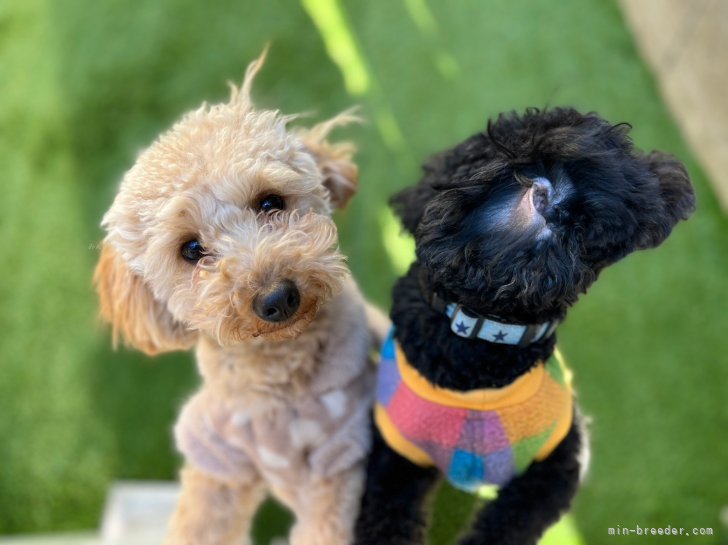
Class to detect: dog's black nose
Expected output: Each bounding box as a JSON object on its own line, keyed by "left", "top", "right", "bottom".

{"left": 253, "top": 280, "right": 301, "bottom": 323}
{"left": 531, "top": 177, "right": 554, "bottom": 215}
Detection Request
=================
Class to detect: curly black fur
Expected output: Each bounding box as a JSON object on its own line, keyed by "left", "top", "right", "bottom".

{"left": 354, "top": 108, "right": 695, "bottom": 545}
{"left": 392, "top": 108, "right": 694, "bottom": 322}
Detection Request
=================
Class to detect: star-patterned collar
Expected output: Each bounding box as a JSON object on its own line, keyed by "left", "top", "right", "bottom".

{"left": 445, "top": 303, "right": 558, "bottom": 345}
{"left": 417, "top": 271, "right": 559, "bottom": 346}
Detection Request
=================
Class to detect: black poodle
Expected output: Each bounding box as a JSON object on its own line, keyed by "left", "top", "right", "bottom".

{"left": 354, "top": 108, "right": 695, "bottom": 545}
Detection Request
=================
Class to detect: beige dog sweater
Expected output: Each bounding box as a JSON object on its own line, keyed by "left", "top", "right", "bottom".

{"left": 174, "top": 286, "right": 376, "bottom": 487}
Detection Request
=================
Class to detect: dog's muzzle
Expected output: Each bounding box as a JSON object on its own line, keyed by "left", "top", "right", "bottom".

{"left": 253, "top": 280, "right": 301, "bottom": 323}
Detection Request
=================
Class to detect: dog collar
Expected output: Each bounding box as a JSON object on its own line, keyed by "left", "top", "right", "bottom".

{"left": 422, "top": 288, "right": 559, "bottom": 346}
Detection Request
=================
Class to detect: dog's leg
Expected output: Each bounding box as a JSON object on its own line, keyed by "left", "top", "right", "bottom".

{"left": 364, "top": 301, "right": 390, "bottom": 349}
{"left": 166, "top": 465, "right": 267, "bottom": 545}
{"left": 353, "top": 427, "right": 440, "bottom": 545}
{"left": 459, "top": 416, "right": 585, "bottom": 545}
{"left": 287, "top": 464, "right": 364, "bottom": 545}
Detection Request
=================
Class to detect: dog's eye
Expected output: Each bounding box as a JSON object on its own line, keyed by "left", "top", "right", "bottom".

{"left": 181, "top": 239, "right": 206, "bottom": 263}
{"left": 258, "top": 194, "right": 286, "bottom": 213}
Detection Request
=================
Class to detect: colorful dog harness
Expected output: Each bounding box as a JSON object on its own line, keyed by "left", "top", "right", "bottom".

{"left": 375, "top": 330, "right": 573, "bottom": 493}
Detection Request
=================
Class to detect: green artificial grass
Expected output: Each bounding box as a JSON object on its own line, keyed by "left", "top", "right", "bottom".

{"left": 1, "top": 0, "right": 727, "bottom": 543}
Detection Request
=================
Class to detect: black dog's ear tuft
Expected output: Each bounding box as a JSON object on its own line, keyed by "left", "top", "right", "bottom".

{"left": 389, "top": 154, "right": 445, "bottom": 234}
{"left": 389, "top": 183, "right": 436, "bottom": 234}
{"left": 637, "top": 151, "right": 696, "bottom": 250}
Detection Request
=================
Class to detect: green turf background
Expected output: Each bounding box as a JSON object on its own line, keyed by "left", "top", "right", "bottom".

{"left": 1, "top": 0, "right": 726, "bottom": 543}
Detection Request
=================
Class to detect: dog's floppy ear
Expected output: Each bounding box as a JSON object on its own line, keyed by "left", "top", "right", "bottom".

{"left": 94, "top": 242, "right": 197, "bottom": 356}
{"left": 636, "top": 151, "right": 696, "bottom": 250}
{"left": 298, "top": 111, "right": 360, "bottom": 209}
{"left": 389, "top": 183, "right": 433, "bottom": 234}
{"left": 389, "top": 154, "right": 444, "bottom": 234}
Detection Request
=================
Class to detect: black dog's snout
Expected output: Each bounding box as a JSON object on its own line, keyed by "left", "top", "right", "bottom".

{"left": 253, "top": 280, "right": 301, "bottom": 323}
{"left": 531, "top": 177, "right": 554, "bottom": 215}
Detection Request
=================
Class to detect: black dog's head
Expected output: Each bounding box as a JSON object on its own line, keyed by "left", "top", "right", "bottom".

{"left": 393, "top": 108, "right": 695, "bottom": 322}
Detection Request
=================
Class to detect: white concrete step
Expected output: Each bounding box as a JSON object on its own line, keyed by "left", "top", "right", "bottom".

{"left": 0, "top": 481, "right": 295, "bottom": 545}
{"left": 101, "top": 481, "right": 179, "bottom": 545}
{"left": 0, "top": 481, "right": 180, "bottom": 545}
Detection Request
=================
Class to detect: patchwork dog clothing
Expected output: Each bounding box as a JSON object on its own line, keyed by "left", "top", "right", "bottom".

{"left": 375, "top": 330, "right": 573, "bottom": 493}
